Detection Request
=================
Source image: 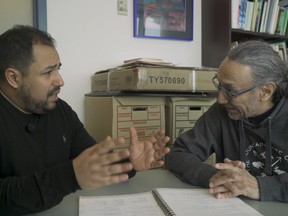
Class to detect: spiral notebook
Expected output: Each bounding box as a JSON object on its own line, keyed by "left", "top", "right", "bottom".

{"left": 79, "top": 188, "right": 262, "bottom": 216}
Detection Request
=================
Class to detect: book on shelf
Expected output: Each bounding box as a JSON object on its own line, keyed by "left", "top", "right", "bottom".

{"left": 279, "top": 0, "right": 288, "bottom": 7}
{"left": 255, "top": 0, "right": 265, "bottom": 32}
{"left": 79, "top": 188, "right": 263, "bottom": 216}
{"left": 250, "top": 0, "right": 261, "bottom": 31}
{"left": 275, "top": 0, "right": 288, "bottom": 35}
{"left": 232, "top": 0, "right": 288, "bottom": 35}
{"left": 272, "top": 2, "right": 281, "bottom": 34}
{"left": 270, "top": 40, "right": 287, "bottom": 61}
{"left": 259, "top": 0, "right": 268, "bottom": 32}
{"left": 231, "top": 0, "right": 241, "bottom": 29}
{"left": 263, "top": 0, "right": 280, "bottom": 34}
{"left": 277, "top": 5, "right": 288, "bottom": 35}
{"left": 244, "top": 0, "right": 255, "bottom": 31}
{"left": 283, "top": 9, "right": 288, "bottom": 34}
{"left": 275, "top": 7, "right": 285, "bottom": 34}
{"left": 239, "top": 0, "right": 248, "bottom": 29}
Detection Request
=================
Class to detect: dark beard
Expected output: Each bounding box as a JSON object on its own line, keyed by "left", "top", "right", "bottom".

{"left": 19, "top": 84, "right": 59, "bottom": 114}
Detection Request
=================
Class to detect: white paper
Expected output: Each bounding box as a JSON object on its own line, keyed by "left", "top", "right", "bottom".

{"left": 79, "top": 188, "right": 263, "bottom": 216}
{"left": 79, "top": 192, "right": 164, "bottom": 216}
{"left": 155, "top": 188, "right": 263, "bottom": 216}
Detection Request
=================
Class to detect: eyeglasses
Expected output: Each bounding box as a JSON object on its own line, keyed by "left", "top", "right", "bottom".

{"left": 212, "top": 76, "right": 262, "bottom": 100}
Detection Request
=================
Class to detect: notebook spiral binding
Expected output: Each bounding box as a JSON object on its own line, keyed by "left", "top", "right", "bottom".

{"left": 152, "top": 189, "right": 176, "bottom": 216}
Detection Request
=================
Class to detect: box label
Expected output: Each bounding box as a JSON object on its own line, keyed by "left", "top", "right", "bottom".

{"left": 174, "top": 105, "right": 210, "bottom": 141}
{"left": 117, "top": 105, "right": 162, "bottom": 147}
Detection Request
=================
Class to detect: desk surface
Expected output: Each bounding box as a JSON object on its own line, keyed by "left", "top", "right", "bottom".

{"left": 28, "top": 169, "right": 287, "bottom": 216}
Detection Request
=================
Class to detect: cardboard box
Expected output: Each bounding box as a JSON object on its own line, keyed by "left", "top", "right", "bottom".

{"left": 106, "top": 66, "right": 217, "bottom": 92}
{"left": 85, "top": 96, "right": 166, "bottom": 149}
{"left": 165, "top": 97, "right": 217, "bottom": 165}
{"left": 91, "top": 70, "right": 109, "bottom": 92}
{"left": 166, "top": 97, "right": 216, "bottom": 143}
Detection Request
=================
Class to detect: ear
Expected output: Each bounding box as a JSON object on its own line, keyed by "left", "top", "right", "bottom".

{"left": 260, "top": 82, "right": 276, "bottom": 101}
{"left": 4, "top": 68, "right": 22, "bottom": 89}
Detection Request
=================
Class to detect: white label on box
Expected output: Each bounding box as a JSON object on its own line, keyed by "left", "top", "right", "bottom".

{"left": 174, "top": 105, "right": 211, "bottom": 140}
{"left": 117, "top": 105, "right": 162, "bottom": 144}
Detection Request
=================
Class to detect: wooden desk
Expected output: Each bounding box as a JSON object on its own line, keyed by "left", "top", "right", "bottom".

{"left": 27, "top": 169, "right": 288, "bottom": 216}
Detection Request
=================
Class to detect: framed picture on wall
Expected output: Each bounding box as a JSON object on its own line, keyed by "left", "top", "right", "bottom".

{"left": 133, "top": 0, "right": 193, "bottom": 41}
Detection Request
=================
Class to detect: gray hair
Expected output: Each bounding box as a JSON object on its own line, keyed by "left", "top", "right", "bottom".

{"left": 227, "top": 40, "right": 288, "bottom": 104}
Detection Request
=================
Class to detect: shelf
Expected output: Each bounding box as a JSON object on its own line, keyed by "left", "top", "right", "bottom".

{"left": 85, "top": 91, "right": 217, "bottom": 98}
{"left": 202, "top": 0, "right": 288, "bottom": 68}
{"left": 231, "top": 29, "right": 288, "bottom": 42}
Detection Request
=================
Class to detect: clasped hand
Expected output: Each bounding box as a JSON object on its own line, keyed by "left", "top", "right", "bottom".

{"left": 73, "top": 127, "right": 170, "bottom": 190}
{"left": 209, "top": 158, "right": 260, "bottom": 200}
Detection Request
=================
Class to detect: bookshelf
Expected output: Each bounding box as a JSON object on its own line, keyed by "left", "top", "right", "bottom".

{"left": 202, "top": 0, "right": 288, "bottom": 68}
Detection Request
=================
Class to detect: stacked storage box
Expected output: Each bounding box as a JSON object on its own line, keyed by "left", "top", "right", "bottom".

{"left": 85, "top": 60, "right": 218, "bottom": 165}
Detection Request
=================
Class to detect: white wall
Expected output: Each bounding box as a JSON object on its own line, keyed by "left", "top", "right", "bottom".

{"left": 47, "top": 0, "right": 202, "bottom": 122}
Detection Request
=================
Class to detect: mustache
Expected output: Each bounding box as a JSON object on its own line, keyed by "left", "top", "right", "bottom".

{"left": 222, "top": 104, "right": 233, "bottom": 109}
{"left": 222, "top": 103, "right": 237, "bottom": 109}
{"left": 48, "top": 87, "right": 61, "bottom": 97}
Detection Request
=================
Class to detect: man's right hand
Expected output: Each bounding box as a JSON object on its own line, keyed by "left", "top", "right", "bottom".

{"left": 209, "top": 158, "right": 260, "bottom": 200}
{"left": 72, "top": 136, "right": 133, "bottom": 190}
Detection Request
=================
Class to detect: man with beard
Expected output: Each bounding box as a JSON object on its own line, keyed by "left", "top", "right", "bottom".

{"left": 167, "top": 40, "right": 288, "bottom": 202}
{"left": 0, "top": 25, "right": 170, "bottom": 215}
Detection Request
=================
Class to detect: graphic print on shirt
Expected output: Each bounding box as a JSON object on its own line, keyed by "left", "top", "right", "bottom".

{"left": 245, "top": 142, "right": 287, "bottom": 176}
{"left": 62, "top": 134, "right": 67, "bottom": 143}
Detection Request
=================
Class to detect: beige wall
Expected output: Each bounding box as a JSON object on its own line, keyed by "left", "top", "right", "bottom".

{"left": 0, "top": 0, "right": 33, "bottom": 34}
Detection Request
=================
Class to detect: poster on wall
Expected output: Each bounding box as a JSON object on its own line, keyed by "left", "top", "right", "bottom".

{"left": 133, "top": 0, "right": 193, "bottom": 41}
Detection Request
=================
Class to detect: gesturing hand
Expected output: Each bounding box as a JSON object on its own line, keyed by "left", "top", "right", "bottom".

{"left": 129, "top": 127, "right": 170, "bottom": 171}
{"left": 209, "top": 158, "right": 260, "bottom": 200}
{"left": 72, "top": 136, "right": 133, "bottom": 190}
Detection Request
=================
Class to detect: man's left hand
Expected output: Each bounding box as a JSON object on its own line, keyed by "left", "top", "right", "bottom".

{"left": 129, "top": 127, "right": 170, "bottom": 171}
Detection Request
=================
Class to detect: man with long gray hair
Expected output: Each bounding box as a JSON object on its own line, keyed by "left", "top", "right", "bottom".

{"left": 167, "top": 40, "right": 288, "bottom": 202}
